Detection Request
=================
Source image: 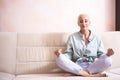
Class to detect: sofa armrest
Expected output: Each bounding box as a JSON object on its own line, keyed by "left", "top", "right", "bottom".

{"left": 0, "top": 72, "right": 15, "bottom": 80}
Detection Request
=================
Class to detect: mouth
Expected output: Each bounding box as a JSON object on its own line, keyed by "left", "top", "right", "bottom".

{"left": 82, "top": 26, "right": 87, "bottom": 28}
{"left": 81, "top": 26, "right": 88, "bottom": 30}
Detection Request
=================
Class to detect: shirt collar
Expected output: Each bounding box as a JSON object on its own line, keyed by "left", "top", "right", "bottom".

{"left": 78, "top": 30, "right": 94, "bottom": 41}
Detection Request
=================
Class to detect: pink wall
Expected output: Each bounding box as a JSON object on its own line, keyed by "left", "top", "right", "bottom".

{"left": 0, "top": 0, "right": 115, "bottom": 33}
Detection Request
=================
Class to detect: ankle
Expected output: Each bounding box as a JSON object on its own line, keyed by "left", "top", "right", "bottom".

{"left": 79, "top": 70, "right": 90, "bottom": 77}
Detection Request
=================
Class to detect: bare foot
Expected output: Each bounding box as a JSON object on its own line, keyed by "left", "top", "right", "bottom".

{"left": 92, "top": 73, "right": 107, "bottom": 77}
{"left": 79, "top": 70, "right": 107, "bottom": 77}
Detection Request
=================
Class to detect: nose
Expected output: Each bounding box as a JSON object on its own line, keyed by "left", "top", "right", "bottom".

{"left": 82, "top": 21, "right": 86, "bottom": 25}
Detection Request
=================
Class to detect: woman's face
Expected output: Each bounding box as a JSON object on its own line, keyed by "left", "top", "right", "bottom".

{"left": 78, "top": 15, "right": 91, "bottom": 31}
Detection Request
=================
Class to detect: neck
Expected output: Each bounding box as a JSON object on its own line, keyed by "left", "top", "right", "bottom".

{"left": 80, "top": 29, "right": 90, "bottom": 45}
{"left": 80, "top": 29, "right": 90, "bottom": 36}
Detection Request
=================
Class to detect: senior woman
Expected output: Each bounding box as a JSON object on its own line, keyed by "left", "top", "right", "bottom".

{"left": 54, "top": 14, "right": 114, "bottom": 77}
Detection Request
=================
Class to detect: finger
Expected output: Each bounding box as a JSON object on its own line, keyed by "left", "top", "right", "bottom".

{"left": 58, "top": 49, "right": 62, "bottom": 53}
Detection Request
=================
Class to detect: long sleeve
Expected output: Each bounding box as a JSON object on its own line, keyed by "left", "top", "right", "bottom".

{"left": 64, "top": 36, "right": 73, "bottom": 60}
{"left": 97, "top": 38, "right": 105, "bottom": 58}
{"left": 62, "top": 31, "right": 106, "bottom": 63}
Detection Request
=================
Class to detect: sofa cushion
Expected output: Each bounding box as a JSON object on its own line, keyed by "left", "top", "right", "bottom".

{"left": 14, "top": 73, "right": 120, "bottom": 80}
{"left": 16, "top": 33, "right": 69, "bottom": 74}
{"left": 0, "top": 72, "right": 15, "bottom": 80}
{"left": 101, "top": 32, "right": 120, "bottom": 68}
{"left": 107, "top": 67, "right": 120, "bottom": 75}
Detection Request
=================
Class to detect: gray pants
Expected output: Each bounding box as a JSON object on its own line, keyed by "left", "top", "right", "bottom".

{"left": 56, "top": 54, "right": 112, "bottom": 75}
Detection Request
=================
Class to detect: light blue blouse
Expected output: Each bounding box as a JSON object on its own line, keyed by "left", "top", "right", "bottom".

{"left": 64, "top": 31, "right": 105, "bottom": 63}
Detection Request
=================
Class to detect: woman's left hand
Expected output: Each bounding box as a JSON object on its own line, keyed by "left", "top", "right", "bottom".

{"left": 106, "top": 48, "right": 114, "bottom": 56}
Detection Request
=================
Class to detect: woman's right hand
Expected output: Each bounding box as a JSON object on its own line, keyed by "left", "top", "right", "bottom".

{"left": 54, "top": 49, "right": 62, "bottom": 57}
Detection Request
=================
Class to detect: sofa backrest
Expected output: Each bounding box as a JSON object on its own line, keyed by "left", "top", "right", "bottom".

{"left": 100, "top": 31, "right": 120, "bottom": 69}
{"left": 15, "top": 33, "right": 70, "bottom": 74}
{"left": 0, "top": 32, "right": 120, "bottom": 74}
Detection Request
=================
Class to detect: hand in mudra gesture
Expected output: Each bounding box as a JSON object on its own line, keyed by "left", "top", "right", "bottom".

{"left": 54, "top": 49, "right": 62, "bottom": 57}
{"left": 106, "top": 48, "right": 114, "bottom": 56}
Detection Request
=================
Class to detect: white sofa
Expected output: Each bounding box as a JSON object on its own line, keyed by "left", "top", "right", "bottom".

{"left": 0, "top": 32, "right": 120, "bottom": 80}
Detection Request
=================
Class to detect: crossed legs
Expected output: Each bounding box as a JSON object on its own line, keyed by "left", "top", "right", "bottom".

{"left": 56, "top": 53, "right": 112, "bottom": 77}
